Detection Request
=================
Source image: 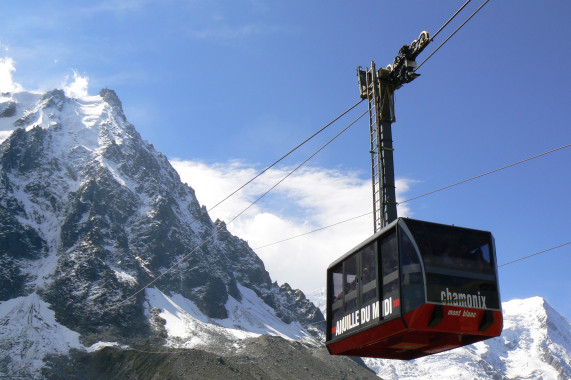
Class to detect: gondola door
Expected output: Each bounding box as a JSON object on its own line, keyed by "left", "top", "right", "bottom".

{"left": 379, "top": 231, "right": 401, "bottom": 322}
{"left": 327, "top": 226, "right": 409, "bottom": 352}
{"left": 328, "top": 239, "right": 381, "bottom": 342}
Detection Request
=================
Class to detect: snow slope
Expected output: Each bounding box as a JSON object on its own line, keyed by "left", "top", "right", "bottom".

{"left": 0, "top": 293, "right": 83, "bottom": 376}
{"left": 145, "top": 284, "right": 318, "bottom": 351}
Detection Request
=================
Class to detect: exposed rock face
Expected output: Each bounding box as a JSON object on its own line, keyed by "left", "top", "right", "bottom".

{"left": 0, "top": 88, "right": 324, "bottom": 377}
{"left": 2, "top": 87, "right": 571, "bottom": 380}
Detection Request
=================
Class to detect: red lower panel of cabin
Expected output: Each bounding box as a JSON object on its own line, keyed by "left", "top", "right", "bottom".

{"left": 326, "top": 304, "right": 503, "bottom": 360}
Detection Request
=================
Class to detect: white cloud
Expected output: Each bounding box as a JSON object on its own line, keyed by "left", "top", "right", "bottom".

{"left": 62, "top": 70, "right": 89, "bottom": 98}
{"left": 171, "top": 159, "right": 415, "bottom": 294}
{"left": 0, "top": 57, "right": 23, "bottom": 93}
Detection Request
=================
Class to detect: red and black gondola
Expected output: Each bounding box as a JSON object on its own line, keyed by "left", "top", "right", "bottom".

{"left": 325, "top": 217, "right": 502, "bottom": 360}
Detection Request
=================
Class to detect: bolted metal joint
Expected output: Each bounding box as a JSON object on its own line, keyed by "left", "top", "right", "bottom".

{"left": 385, "top": 31, "right": 430, "bottom": 88}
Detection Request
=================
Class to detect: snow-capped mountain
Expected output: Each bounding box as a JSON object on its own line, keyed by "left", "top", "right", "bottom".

{"left": 4, "top": 86, "right": 569, "bottom": 380}
{"left": 307, "top": 290, "right": 571, "bottom": 379}
{"left": 0, "top": 88, "right": 324, "bottom": 378}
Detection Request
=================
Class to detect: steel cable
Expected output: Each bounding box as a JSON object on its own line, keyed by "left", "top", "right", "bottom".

{"left": 416, "top": 0, "right": 491, "bottom": 72}
{"left": 109, "top": 108, "right": 369, "bottom": 311}
{"left": 187, "top": 99, "right": 365, "bottom": 226}
{"left": 252, "top": 143, "right": 570, "bottom": 249}
{"left": 498, "top": 242, "right": 570, "bottom": 267}
{"left": 431, "top": 0, "right": 473, "bottom": 42}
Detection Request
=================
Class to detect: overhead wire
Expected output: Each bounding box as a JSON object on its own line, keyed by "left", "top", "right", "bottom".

{"left": 498, "top": 242, "right": 571, "bottom": 268}
{"left": 252, "top": 143, "right": 570, "bottom": 249}
{"left": 100, "top": 0, "right": 494, "bottom": 315}
{"left": 109, "top": 107, "right": 369, "bottom": 311}
{"left": 430, "top": 0, "right": 473, "bottom": 42}
{"left": 399, "top": 143, "right": 570, "bottom": 205}
{"left": 415, "top": 0, "right": 491, "bottom": 72}
{"left": 101, "top": 0, "right": 564, "bottom": 343}
{"left": 185, "top": 99, "right": 364, "bottom": 226}
{"left": 57, "top": 3, "right": 568, "bottom": 356}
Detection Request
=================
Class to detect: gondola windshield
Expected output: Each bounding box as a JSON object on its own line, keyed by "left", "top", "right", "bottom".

{"left": 405, "top": 219, "right": 499, "bottom": 310}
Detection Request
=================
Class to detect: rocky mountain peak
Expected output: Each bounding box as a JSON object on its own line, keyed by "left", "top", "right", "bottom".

{"left": 99, "top": 88, "right": 123, "bottom": 113}
{"left": 0, "top": 88, "right": 324, "bottom": 377}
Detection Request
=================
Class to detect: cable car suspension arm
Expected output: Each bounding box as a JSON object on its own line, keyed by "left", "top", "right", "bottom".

{"left": 357, "top": 31, "right": 430, "bottom": 233}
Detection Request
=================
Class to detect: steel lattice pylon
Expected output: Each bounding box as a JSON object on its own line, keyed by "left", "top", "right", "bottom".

{"left": 359, "top": 63, "right": 397, "bottom": 232}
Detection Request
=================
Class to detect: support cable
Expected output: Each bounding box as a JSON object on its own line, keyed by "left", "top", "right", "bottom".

{"left": 398, "top": 143, "right": 570, "bottom": 205}
{"left": 109, "top": 108, "right": 369, "bottom": 311}
{"left": 253, "top": 212, "right": 372, "bottom": 250}
{"left": 431, "top": 0, "right": 473, "bottom": 42}
{"left": 111, "top": 100, "right": 365, "bottom": 302}
{"left": 416, "top": 0, "right": 490, "bottom": 72}
{"left": 253, "top": 143, "right": 570, "bottom": 249}
{"left": 498, "top": 242, "right": 570, "bottom": 267}
{"left": 192, "top": 99, "right": 365, "bottom": 222}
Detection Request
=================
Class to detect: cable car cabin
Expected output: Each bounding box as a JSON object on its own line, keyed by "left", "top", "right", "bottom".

{"left": 326, "top": 218, "right": 502, "bottom": 360}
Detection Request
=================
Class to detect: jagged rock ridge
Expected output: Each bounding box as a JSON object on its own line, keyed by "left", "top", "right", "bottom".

{"left": 0, "top": 88, "right": 323, "bottom": 377}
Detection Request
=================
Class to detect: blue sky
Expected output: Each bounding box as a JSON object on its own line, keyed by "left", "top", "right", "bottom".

{"left": 1, "top": 1, "right": 569, "bottom": 318}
